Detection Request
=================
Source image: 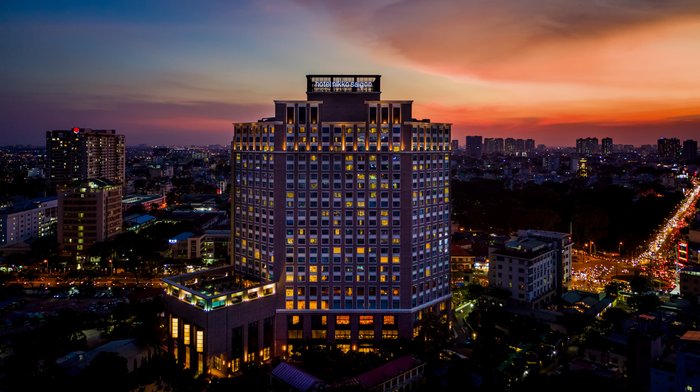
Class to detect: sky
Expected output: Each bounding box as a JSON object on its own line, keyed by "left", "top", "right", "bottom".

{"left": 2, "top": 0, "right": 700, "bottom": 147}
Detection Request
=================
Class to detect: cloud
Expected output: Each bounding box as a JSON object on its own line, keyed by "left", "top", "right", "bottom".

{"left": 304, "top": 0, "right": 700, "bottom": 85}
{"left": 0, "top": 93, "right": 270, "bottom": 145}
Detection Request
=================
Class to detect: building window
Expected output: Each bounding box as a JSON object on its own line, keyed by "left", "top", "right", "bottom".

{"left": 171, "top": 318, "right": 179, "bottom": 339}
{"left": 196, "top": 330, "right": 204, "bottom": 353}
{"left": 183, "top": 324, "right": 191, "bottom": 345}
{"left": 336, "top": 315, "right": 350, "bottom": 325}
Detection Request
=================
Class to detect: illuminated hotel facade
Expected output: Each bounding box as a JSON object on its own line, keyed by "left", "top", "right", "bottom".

{"left": 232, "top": 75, "right": 452, "bottom": 352}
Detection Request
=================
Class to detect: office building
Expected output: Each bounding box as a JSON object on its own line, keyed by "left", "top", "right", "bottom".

{"left": 602, "top": 137, "right": 613, "bottom": 155}
{"left": 488, "top": 230, "right": 572, "bottom": 308}
{"left": 525, "top": 139, "right": 535, "bottom": 155}
{"left": 504, "top": 138, "right": 517, "bottom": 155}
{"left": 483, "top": 138, "right": 504, "bottom": 155}
{"left": 465, "top": 136, "right": 482, "bottom": 158}
{"left": 576, "top": 137, "right": 599, "bottom": 155}
{"left": 658, "top": 137, "right": 681, "bottom": 160}
{"left": 683, "top": 139, "right": 698, "bottom": 162}
{"left": 46, "top": 128, "right": 125, "bottom": 188}
{"left": 58, "top": 179, "right": 122, "bottom": 262}
{"left": 0, "top": 197, "right": 58, "bottom": 247}
{"left": 517, "top": 229, "right": 572, "bottom": 296}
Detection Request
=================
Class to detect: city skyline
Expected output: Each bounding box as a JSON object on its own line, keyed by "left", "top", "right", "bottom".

{"left": 3, "top": 1, "right": 700, "bottom": 147}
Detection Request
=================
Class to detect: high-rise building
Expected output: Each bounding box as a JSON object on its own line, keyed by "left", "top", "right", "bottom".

{"left": 525, "top": 139, "right": 535, "bottom": 155}
{"left": 451, "top": 139, "right": 459, "bottom": 151}
{"left": 58, "top": 179, "right": 122, "bottom": 262}
{"left": 504, "top": 138, "right": 517, "bottom": 155}
{"left": 576, "top": 137, "right": 599, "bottom": 155}
{"left": 683, "top": 139, "right": 698, "bottom": 162}
{"left": 46, "top": 128, "right": 125, "bottom": 188}
{"left": 232, "top": 75, "right": 452, "bottom": 351}
{"left": 658, "top": 137, "right": 681, "bottom": 160}
{"left": 483, "top": 138, "right": 504, "bottom": 155}
{"left": 602, "top": 137, "right": 613, "bottom": 155}
{"left": 465, "top": 135, "right": 482, "bottom": 158}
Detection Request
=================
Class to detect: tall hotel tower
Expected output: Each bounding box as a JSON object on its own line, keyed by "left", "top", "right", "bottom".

{"left": 232, "top": 75, "right": 451, "bottom": 352}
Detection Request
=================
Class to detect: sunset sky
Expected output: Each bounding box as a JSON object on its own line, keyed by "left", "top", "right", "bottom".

{"left": 2, "top": 0, "right": 700, "bottom": 146}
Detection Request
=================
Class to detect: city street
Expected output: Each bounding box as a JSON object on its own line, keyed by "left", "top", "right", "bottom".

{"left": 570, "top": 178, "right": 700, "bottom": 292}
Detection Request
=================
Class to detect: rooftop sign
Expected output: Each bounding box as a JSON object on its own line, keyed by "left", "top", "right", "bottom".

{"left": 307, "top": 75, "right": 381, "bottom": 93}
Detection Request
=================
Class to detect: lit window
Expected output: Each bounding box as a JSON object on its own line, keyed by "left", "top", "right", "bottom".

{"left": 196, "top": 330, "right": 204, "bottom": 353}
{"left": 336, "top": 315, "right": 350, "bottom": 325}
{"left": 383, "top": 316, "right": 395, "bottom": 325}
{"left": 183, "top": 324, "right": 191, "bottom": 345}
{"left": 171, "top": 318, "right": 179, "bottom": 338}
{"left": 359, "top": 315, "right": 373, "bottom": 325}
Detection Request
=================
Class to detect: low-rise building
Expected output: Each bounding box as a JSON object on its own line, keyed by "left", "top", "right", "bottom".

{"left": 0, "top": 197, "right": 57, "bottom": 247}
{"left": 450, "top": 245, "right": 475, "bottom": 285}
{"left": 680, "top": 265, "right": 700, "bottom": 302}
{"left": 122, "top": 194, "right": 166, "bottom": 212}
{"left": 488, "top": 237, "right": 557, "bottom": 308}
{"left": 651, "top": 330, "right": 700, "bottom": 392}
{"left": 162, "top": 266, "right": 278, "bottom": 377}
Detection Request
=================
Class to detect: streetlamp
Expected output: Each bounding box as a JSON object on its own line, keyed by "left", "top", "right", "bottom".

{"left": 44, "top": 259, "right": 48, "bottom": 273}
{"left": 618, "top": 242, "right": 623, "bottom": 257}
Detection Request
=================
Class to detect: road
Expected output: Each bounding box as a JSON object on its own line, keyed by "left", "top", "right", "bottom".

{"left": 634, "top": 177, "right": 700, "bottom": 290}
{"left": 570, "top": 177, "right": 700, "bottom": 292}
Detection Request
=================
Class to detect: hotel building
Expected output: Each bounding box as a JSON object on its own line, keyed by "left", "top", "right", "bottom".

{"left": 162, "top": 75, "right": 452, "bottom": 375}
{"left": 232, "top": 74, "right": 452, "bottom": 351}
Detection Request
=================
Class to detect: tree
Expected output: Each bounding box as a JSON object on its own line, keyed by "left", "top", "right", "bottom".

{"left": 466, "top": 282, "right": 486, "bottom": 299}
{"left": 628, "top": 294, "right": 661, "bottom": 314}
{"left": 600, "top": 307, "right": 629, "bottom": 332}
{"left": 80, "top": 352, "right": 128, "bottom": 392}
{"left": 629, "top": 272, "right": 653, "bottom": 294}
{"left": 414, "top": 312, "right": 451, "bottom": 361}
{"left": 604, "top": 281, "right": 627, "bottom": 297}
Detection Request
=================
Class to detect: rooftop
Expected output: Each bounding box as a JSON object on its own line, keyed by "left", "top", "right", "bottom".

{"left": 122, "top": 194, "right": 164, "bottom": 204}
{"left": 271, "top": 362, "right": 325, "bottom": 392}
{"left": 162, "top": 265, "right": 275, "bottom": 311}
{"left": 681, "top": 330, "right": 700, "bottom": 342}
{"left": 354, "top": 355, "right": 424, "bottom": 390}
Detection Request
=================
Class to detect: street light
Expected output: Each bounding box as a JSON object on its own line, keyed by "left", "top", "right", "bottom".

{"left": 618, "top": 242, "right": 623, "bottom": 256}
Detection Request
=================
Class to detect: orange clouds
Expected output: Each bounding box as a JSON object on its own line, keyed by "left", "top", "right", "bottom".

{"left": 305, "top": 0, "right": 700, "bottom": 144}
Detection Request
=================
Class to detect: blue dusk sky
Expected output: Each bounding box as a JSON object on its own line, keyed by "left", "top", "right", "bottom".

{"left": 2, "top": 0, "right": 700, "bottom": 146}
